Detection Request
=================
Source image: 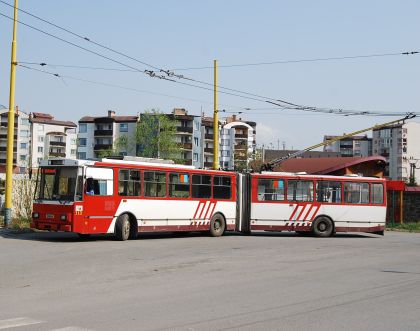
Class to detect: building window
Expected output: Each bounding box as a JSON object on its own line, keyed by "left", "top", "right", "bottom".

{"left": 38, "top": 136, "right": 44, "bottom": 142}
{"left": 71, "top": 138, "right": 77, "bottom": 145}
{"left": 71, "top": 149, "right": 76, "bottom": 155}
{"left": 79, "top": 124, "right": 87, "bottom": 133}
{"left": 20, "top": 155, "right": 26, "bottom": 161}
{"left": 38, "top": 146, "right": 43, "bottom": 153}
{"left": 194, "top": 121, "right": 200, "bottom": 131}
{"left": 20, "top": 130, "right": 29, "bottom": 137}
{"left": 119, "top": 123, "right": 128, "bottom": 132}
{"left": 79, "top": 138, "right": 87, "bottom": 147}
{"left": 222, "top": 150, "right": 230, "bottom": 157}
{"left": 38, "top": 124, "right": 44, "bottom": 132}
{"left": 194, "top": 137, "right": 199, "bottom": 147}
{"left": 20, "top": 143, "right": 27, "bottom": 149}
{"left": 20, "top": 118, "right": 29, "bottom": 125}
{"left": 193, "top": 153, "right": 198, "bottom": 162}
{"left": 77, "top": 152, "right": 86, "bottom": 159}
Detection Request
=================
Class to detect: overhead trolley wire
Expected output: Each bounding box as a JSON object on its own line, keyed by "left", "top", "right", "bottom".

{"left": 0, "top": 4, "right": 417, "bottom": 118}
{"left": 171, "top": 51, "right": 420, "bottom": 71}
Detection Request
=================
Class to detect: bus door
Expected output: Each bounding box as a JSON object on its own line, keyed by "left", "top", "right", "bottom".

{"left": 78, "top": 167, "right": 116, "bottom": 234}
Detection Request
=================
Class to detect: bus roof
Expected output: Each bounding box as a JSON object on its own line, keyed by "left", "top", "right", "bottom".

{"left": 256, "top": 171, "right": 385, "bottom": 181}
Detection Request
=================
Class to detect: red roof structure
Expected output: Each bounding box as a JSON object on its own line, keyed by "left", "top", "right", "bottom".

{"left": 276, "top": 156, "right": 386, "bottom": 177}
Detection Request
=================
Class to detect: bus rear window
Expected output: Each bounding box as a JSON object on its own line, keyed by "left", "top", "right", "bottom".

{"left": 316, "top": 181, "right": 342, "bottom": 203}
{"left": 213, "top": 176, "right": 231, "bottom": 199}
{"left": 144, "top": 171, "right": 166, "bottom": 197}
{"left": 169, "top": 173, "right": 190, "bottom": 198}
{"left": 287, "top": 180, "right": 313, "bottom": 202}
{"left": 344, "top": 182, "right": 369, "bottom": 204}
{"left": 192, "top": 174, "right": 211, "bottom": 198}
{"left": 257, "top": 179, "right": 285, "bottom": 201}
{"left": 371, "top": 183, "right": 384, "bottom": 204}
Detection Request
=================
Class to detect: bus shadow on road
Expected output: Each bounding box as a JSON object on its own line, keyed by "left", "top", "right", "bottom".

{"left": 0, "top": 228, "right": 377, "bottom": 242}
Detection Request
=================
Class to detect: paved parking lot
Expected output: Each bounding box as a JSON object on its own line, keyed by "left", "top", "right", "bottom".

{"left": 0, "top": 230, "right": 419, "bottom": 330}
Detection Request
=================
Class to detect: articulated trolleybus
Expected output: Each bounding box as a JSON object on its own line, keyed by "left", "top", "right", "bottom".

{"left": 31, "top": 157, "right": 386, "bottom": 240}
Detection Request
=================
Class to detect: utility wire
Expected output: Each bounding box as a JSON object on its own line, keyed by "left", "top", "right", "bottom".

{"left": 0, "top": 8, "right": 416, "bottom": 118}
{"left": 0, "top": 0, "right": 161, "bottom": 71}
{"left": 172, "top": 51, "right": 419, "bottom": 71}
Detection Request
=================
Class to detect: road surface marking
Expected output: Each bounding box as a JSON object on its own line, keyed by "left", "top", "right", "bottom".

{"left": 0, "top": 317, "right": 43, "bottom": 330}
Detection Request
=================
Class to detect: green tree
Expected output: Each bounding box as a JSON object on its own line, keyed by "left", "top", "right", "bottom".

{"left": 136, "top": 110, "right": 181, "bottom": 162}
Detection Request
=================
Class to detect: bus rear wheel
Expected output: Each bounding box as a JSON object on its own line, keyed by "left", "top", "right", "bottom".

{"left": 312, "top": 216, "right": 334, "bottom": 238}
{"left": 209, "top": 214, "right": 226, "bottom": 237}
{"left": 115, "top": 214, "right": 130, "bottom": 241}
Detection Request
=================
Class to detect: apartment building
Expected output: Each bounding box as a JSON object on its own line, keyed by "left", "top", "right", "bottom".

{"left": 323, "top": 135, "right": 372, "bottom": 157}
{"left": 372, "top": 121, "right": 420, "bottom": 181}
{"left": 223, "top": 115, "right": 256, "bottom": 169}
{"left": 168, "top": 108, "right": 202, "bottom": 168}
{"left": 77, "top": 110, "right": 138, "bottom": 159}
{"left": 30, "top": 113, "right": 77, "bottom": 169}
{"left": 0, "top": 107, "right": 30, "bottom": 174}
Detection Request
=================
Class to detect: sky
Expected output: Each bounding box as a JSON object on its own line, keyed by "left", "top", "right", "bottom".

{"left": 0, "top": 0, "right": 419, "bottom": 150}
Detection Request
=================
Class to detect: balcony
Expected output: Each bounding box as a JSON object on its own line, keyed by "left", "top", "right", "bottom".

{"left": 0, "top": 146, "right": 17, "bottom": 152}
{"left": 49, "top": 152, "right": 66, "bottom": 157}
{"left": 50, "top": 141, "right": 66, "bottom": 147}
{"left": 94, "top": 144, "right": 113, "bottom": 151}
{"left": 94, "top": 129, "right": 113, "bottom": 136}
{"left": 176, "top": 126, "right": 193, "bottom": 134}
{"left": 181, "top": 143, "right": 192, "bottom": 150}
{"left": 204, "top": 148, "right": 213, "bottom": 153}
{"left": 179, "top": 159, "right": 193, "bottom": 166}
{"left": 0, "top": 134, "right": 17, "bottom": 139}
{"left": 205, "top": 134, "right": 214, "bottom": 140}
{"left": 235, "top": 133, "right": 248, "bottom": 139}
{"left": 204, "top": 162, "right": 213, "bottom": 168}
{"left": 0, "top": 158, "right": 16, "bottom": 164}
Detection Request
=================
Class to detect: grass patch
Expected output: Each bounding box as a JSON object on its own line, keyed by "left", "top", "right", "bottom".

{"left": 387, "top": 222, "right": 420, "bottom": 233}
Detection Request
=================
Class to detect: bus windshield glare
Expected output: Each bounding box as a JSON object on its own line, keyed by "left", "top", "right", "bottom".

{"left": 36, "top": 167, "right": 83, "bottom": 201}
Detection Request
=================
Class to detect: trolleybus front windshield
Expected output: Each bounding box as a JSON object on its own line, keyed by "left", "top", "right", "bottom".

{"left": 36, "top": 166, "right": 83, "bottom": 202}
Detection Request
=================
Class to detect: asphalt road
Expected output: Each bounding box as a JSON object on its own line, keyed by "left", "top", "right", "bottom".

{"left": 0, "top": 230, "right": 419, "bottom": 331}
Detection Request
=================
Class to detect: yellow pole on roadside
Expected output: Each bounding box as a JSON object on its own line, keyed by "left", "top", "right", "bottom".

{"left": 4, "top": 0, "right": 19, "bottom": 227}
{"left": 213, "top": 60, "right": 219, "bottom": 170}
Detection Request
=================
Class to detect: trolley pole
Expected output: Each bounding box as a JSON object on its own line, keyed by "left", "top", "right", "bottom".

{"left": 213, "top": 60, "right": 219, "bottom": 170}
{"left": 4, "top": 0, "right": 19, "bottom": 227}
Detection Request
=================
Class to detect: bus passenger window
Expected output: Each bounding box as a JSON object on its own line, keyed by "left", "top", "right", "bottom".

{"left": 144, "top": 171, "right": 166, "bottom": 197}
{"left": 213, "top": 176, "right": 231, "bottom": 199}
{"left": 118, "top": 169, "right": 141, "bottom": 196}
{"left": 344, "top": 182, "right": 369, "bottom": 204}
{"left": 287, "top": 180, "right": 313, "bottom": 202}
{"left": 371, "top": 183, "right": 384, "bottom": 204}
{"left": 316, "top": 181, "right": 341, "bottom": 203}
{"left": 192, "top": 174, "right": 211, "bottom": 198}
{"left": 257, "top": 179, "right": 284, "bottom": 201}
{"left": 169, "top": 173, "right": 190, "bottom": 198}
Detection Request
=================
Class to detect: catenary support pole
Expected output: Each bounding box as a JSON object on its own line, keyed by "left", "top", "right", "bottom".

{"left": 4, "top": 0, "right": 18, "bottom": 227}
{"left": 213, "top": 60, "right": 219, "bottom": 170}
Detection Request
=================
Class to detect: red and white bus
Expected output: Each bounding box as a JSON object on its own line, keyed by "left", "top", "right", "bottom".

{"left": 31, "top": 157, "right": 386, "bottom": 240}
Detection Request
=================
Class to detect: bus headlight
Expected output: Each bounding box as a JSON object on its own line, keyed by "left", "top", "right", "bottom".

{"left": 32, "top": 212, "right": 39, "bottom": 219}
{"left": 60, "top": 214, "right": 67, "bottom": 221}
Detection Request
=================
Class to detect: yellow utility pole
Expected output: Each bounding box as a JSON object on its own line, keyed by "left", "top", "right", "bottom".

{"left": 4, "top": 0, "right": 18, "bottom": 227}
{"left": 213, "top": 60, "right": 219, "bottom": 170}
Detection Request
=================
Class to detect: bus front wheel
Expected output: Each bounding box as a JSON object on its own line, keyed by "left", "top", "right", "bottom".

{"left": 209, "top": 214, "right": 226, "bottom": 237}
{"left": 115, "top": 214, "right": 130, "bottom": 241}
{"left": 312, "top": 216, "right": 334, "bottom": 238}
